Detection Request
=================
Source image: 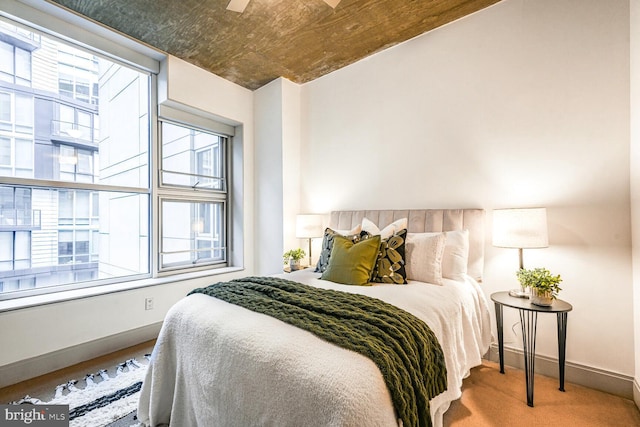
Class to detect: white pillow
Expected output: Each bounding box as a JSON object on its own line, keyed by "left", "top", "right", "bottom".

{"left": 408, "top": 230, "right": 470, "bottom": 282}
{"left": 442, "top": 229, "right": 469, "bottom": 281}
{"left": 405, "top": 232, "right": 446, "bottom": 285}
{"left": 333, "top": 224, "right": 362, "bottom": 235}
{"left": 362, "top": 217, "right": 408, "bottom": 239}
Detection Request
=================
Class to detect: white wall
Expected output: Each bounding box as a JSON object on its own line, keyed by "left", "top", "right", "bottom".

{"left": 255, "top": 80, "right": 285, "bottom": 274}
{"left": 254, "top": 78, "right": 304, "bottom": 275}
{"left": 0, "top": 55, "right": 255, "bottom": 374}
{"left": 630, "top": 0, "right": 640, "bottom": 407}
{"left": 281, "top": 79, "right": 303, "bottom": 258}
{"left": 299, "top": 0, "right": 634, "bottom": 378}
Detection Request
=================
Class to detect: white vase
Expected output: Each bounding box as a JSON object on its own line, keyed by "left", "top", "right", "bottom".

{"left": 289, "top": 259, "right": 300, "bottom": 271}
{"left": 530, "top": 289, "right": 554, "bottom": 306}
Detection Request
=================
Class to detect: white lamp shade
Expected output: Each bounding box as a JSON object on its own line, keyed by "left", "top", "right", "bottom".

{"left": 296, "top": 214, "right": 324, "bottom": 238}
{"left": 492, "top": 208, "right": 549, "bottom": 249}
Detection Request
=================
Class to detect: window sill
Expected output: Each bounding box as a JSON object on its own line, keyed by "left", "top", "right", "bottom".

{"left": 0, "top": 266, "right": 244, "bottom": 313}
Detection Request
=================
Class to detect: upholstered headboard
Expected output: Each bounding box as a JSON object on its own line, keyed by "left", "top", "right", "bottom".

{"left": 329, "top": 209, "right": 486, "bottom": 282}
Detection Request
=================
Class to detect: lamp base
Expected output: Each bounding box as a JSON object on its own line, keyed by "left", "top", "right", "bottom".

{"left": 509, "top": 288, "right": 530, "bottom": 298}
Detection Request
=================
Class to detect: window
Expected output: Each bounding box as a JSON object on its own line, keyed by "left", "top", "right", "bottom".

{"left": 159, "top": 121, "right": 228, "bottom": 271}
{"left": 0, "top": 92, "right": 11, "bottom": 127}
{"left": 0, "top": 17, "right": 151, "bottom": 299}
{"left": 14, "top": 231, "right": 31, "bottom": 269}
{"left": 0, "top": 12, "right": 238, "bottom": 301}
{"left": 0, "top": 232, "right": 14, "bottom": 270}
{"left": 0, "top": 186, "right": 34, "bottom": 227}
{"left": 57, "top": 229, "right": 91, "bottom": 264}
{"left": 15, "top": 47, "right": 31, "bottom": 85}
{"left": 0, "top": 188, "right": 33, "bottom": 271}
{"left": 0, "top": 137, "right": 9, "bottom": 166}
{"left": 57, "top": 45, "right": 99, "bottom": 104}
{"left": 0, "top": 276, "right": 35, "bottom": 293}
{"left": 58, "top": 190, "right": 100, "bottom": 264}
{"left": 0, "top": 41, "right": 13, "bottom": 81}
{"left": 15, "top": 93, "right": 34, "bottom": 133}
{"left": 0, "top": 92, "right": 34, "bottom": 133}
{"left": 160, "top": 199, "right": 225, "bottom": 269}
{"left": 0, "top": 231, "right": 31, "bottom": 271}
{"left": 0, "top": 90, "right": 34, "bottom": 178}
{"left": 59, "top": 144, "right": 96, "bottom": 183}
{"left": 161, "top": 121, "right": 225, "bottom": 190}
{"left": 59, "top": 104, "right": 74, "bottom": 135}
{"left": 0, "top": 39, "right": 32, "bottom": 86}
{"left": 55, "top": 104, "right": 94, "bottom": 142}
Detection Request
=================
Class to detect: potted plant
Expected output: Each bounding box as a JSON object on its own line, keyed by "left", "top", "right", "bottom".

{"left": 516, "top": 267, "right": 563, "bottom": 306}
{"left": 283, "top": 248, "right": 306, "bottom": 271}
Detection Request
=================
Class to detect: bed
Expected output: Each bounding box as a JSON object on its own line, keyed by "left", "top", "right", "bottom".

{"left": 138, "top": 209, "right": 492, "bottom": 427}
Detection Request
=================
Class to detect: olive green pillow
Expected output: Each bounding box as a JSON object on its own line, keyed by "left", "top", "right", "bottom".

{"left": 321, "top": 235, "right": 381, "bottom": 286}
{"left": 314, "top": 226, "right": 363, "bottom": 273}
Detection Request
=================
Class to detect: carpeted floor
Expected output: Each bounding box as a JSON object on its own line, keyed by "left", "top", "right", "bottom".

{"left": 444, "top": 360, "right": 640, "bottom": 426}
{"left": 2, "top": 343, "right": 639, "bottom": 426}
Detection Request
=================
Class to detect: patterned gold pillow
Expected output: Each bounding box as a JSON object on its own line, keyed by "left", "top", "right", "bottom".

{"left": 363, "top": 228, "right": 408, "bottom": 284}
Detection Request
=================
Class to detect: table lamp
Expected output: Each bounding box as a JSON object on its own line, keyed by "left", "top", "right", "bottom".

{"left": 492, "top": 208, "right": 549, "bottom": 298}
{"left": 296, "top": 214, "right": 324, "bottom": 267}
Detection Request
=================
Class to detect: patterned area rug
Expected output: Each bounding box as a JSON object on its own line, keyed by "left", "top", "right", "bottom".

{"left": 10, "top": 357, "right": 149, "bottom": 427}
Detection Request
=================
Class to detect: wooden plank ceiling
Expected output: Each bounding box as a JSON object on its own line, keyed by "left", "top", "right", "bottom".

{"left": 50, "top": 0, "right": 501, "bottom": 90}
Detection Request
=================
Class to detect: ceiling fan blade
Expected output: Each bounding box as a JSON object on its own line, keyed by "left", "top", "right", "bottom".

{"left": 227, "top": 0, "right": 250, "bottom": 13}
{"left": 323, "top": 0, "right": 342, "bottom": 8}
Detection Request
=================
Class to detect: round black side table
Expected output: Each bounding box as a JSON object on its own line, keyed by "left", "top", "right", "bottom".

{"left": 491, "top": 291, "right": 573, "bottom": 407}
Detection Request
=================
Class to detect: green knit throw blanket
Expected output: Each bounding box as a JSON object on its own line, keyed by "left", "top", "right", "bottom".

{"left": 188, "top": 276, "right": 447, "bottom": 427}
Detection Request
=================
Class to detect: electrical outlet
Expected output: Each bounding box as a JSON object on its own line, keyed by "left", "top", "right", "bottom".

{"left": 145, "top": 297, "right": 154, "bottom": 310}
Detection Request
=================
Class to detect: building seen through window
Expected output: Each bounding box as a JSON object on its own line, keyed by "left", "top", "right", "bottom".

{"left": 159, "top": 121, "right": 227, "bottom": 271}
{"left": 0, "top": 18, "right": 151, "bottom": 296}
{"left": 0, "top": 17, "right": 232, "bottom": 298}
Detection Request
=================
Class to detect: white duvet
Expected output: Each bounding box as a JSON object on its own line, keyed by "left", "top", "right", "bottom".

{"left": 138, "top": 270, "right": 491, "bottom": 427}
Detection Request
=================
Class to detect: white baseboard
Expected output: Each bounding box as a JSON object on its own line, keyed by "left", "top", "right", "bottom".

{"left": 634, "top": 378, "right": 640, "bottom": 410}
{"left": 487, "top": 344, "right": 634, "bottom": 400}
{"left": 0, "top": 322, "right": 162, "bottom": 389}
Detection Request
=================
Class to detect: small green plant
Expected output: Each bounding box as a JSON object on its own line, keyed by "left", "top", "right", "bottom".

{"left": 516, "top": 267, "right": 563, "bottom": 299}
{"left": 283, "top": 248, "right": 306, "bottom": 264}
